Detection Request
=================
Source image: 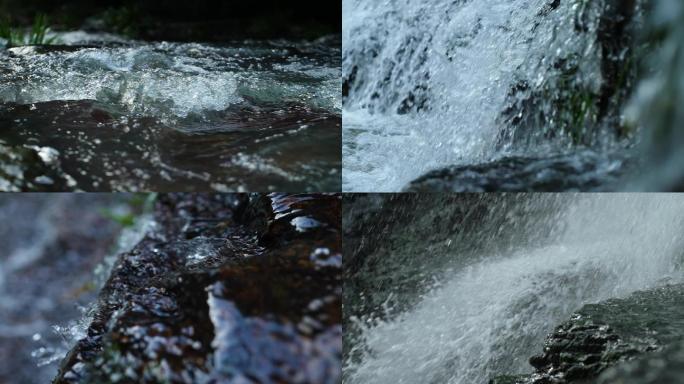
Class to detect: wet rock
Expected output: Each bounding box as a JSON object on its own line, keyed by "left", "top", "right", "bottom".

{"left": 404, "top": 151, "right": 631, "bottom": 192}
{"left": 498, "top": 0, "right": 641, "bottom": 149}
{"left": 489, "top": 375, "right": 530, "bottom": 384}
{"left": 497, "top": 283, "right": 684, "bottom": 384}
{"left": 525, "top": 322, "right": 621, "bottom": 383}
{"left": 0, "top": 139, "right": 72, "bottom": 191}
{"left": 597, "top": 340, "right": 684, "bottom": 384}
{"left": 54, "top": 193, "right": 341, "bottom": 384}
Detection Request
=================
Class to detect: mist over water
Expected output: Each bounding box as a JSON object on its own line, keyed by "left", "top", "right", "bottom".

{"left": 344, "top": 195, "right": 684, "bottom": 384}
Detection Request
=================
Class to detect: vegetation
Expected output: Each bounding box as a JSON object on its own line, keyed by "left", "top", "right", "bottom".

{"left": 0, "top": 14, "right": 57, "bottom": 47}
{"left": 100, "top": 5, "right": 139, "bottom": 38}
{"left": 100, "top": 208, "right": 137, "bottom": 228}
{"left": 99, "top": 193, "right": 156, "bottom": 228}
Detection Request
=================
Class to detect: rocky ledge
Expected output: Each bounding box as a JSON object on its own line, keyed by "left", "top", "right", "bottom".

{"left": 491, "top": 282, "right": 684, "bottom": 384}
{"left": 54, "top": 193, "right": 341, "bottom": 383}
{"left": 404, "top": 151, "right": 631, "bottom": 192}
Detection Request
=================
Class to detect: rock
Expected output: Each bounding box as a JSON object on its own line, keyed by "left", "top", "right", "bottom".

{"left": 489, "top": 375, "right": 531, "bottom": 384}
{"left": 54, "top": 193, "right": 341, "bottom": 383}
{"left": 498, "top": 0, "right": 640, "bottom": 148}
{"left": 497, "top": 283, "right": 684, "bottom": 384}
{"left": 404, "top": 151, "right": 631, "bottom": 192}
{"left": 0, "top": 139, "right": 72, "bottom": 191}
{"left": 597, "top": 340, "right": 684, "bottom": 384}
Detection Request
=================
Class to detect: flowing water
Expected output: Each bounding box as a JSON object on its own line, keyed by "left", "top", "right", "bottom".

{"left": 344, "top": 194, "right": 684, "bottom": 383}
{"left": 342, "top": 0, "right": 655, "bottom": 191}
{"left": 0, "top": 195, "right": 141, "bottom": 383}
{"left": 0, "top": 32, "right": 341, "bottom": 192}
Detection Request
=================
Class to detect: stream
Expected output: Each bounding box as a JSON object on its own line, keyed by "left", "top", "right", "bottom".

{"left": 0, "top": 32, "right": 341, "bottom": 192}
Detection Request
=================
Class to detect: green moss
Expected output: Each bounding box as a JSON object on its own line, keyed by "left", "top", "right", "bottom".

{"left": 563, "top": 87, "right": 598, "bottom": 144}
{"left": 0, "top": 17, "right": 24, "bottom": 46}
{"left": 100, "top": 209, "right": 136, "bottom": 228}
{"left": 126, "top": 193, "right": 157, "bottom": 211}
{"left": 532, "top": 55, "right": 600, "bottom": 146}
{"left": 99, "top": 194, "right": 156, "bottom": 228}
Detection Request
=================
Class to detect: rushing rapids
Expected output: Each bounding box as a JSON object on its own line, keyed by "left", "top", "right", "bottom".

{"left": 0, "top": 33, "right": 341, "bottom": 192}
{"left": 343, "top": 194, "right": 684, "bottom": 383}
{"left": 341, "top": 0, "right": 684, "bottom": 192}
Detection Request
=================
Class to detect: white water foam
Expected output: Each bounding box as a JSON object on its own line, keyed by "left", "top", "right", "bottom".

{"left": 342, "top": 0, "right": 604, "bottom": 191}
{"left": 0, "top": 40, "right": 340, "bottom": 121}
{"left": 345, "top": 194, "right": 684, "bottom": 384}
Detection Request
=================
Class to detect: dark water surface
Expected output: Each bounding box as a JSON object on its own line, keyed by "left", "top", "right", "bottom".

{"left": 0, "top": 35, "right": 341, "bottom": 192}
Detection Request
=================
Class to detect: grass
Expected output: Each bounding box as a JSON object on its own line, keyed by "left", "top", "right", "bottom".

{"left": 0, "top": 14, "right": 58, "bottom": 47}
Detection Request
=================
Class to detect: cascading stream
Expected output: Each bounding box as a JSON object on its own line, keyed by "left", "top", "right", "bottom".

{"left": 342, "top": 0, "right": 637, "bottom": 191}
{"left": 344, "top": 194, "right": 684, "bottom": 384}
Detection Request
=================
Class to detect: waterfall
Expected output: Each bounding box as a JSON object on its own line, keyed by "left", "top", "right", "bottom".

{"left": 344, "top": 194, "right": 684, "bottom": 383}
{"left": 342, "top": 0, "right": 637, "bottom": 191}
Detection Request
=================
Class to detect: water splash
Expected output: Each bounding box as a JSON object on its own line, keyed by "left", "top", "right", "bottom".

{"left": 0, "top": 40, "right": 340, "bottom": 122}
{"left": 94, "top": 213, "right": 156, "bottom": 288}
{"left": 345, "top": 194, "right": 684, "bottom": 384}
{"left": 0, "top": 34, "right": 341, "bottom": 192}
{"left": 342, "top": 0, "right": 638, "bottom": 191}
{"left": 208, "top": 286, "right": 342, "bottom": 383}
{"left": 31, "top": 307, "right": 93, "bottom": 368}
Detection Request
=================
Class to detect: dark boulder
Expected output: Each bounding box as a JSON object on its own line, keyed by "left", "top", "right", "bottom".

{"left": 404, "top": 151, "right": 631, "bottom": 192}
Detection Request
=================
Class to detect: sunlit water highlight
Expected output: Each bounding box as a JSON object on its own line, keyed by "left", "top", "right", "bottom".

{"left": 0, "top": 32, "right": 341, "bottom": 191}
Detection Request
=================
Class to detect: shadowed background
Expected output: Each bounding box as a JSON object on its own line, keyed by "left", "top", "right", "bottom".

{"left": 0, "top": 0, "right": 341, "bottom": 40}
